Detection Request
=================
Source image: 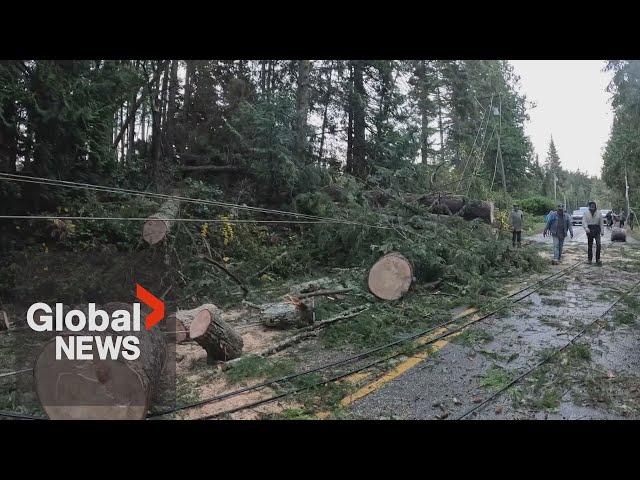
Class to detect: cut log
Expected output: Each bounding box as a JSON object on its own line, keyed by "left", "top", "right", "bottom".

{"left": 142, "top": 193, "right": 181, "bottom": 245}
{"left": 33, "top": 302, "right": 167, "bottom": 420}
{"left": 187, "top": 304, "right": 243, "bottom": 363}
{"left": 258, "top": 301, "right": 314, "bottom": 329}
{"left": 368, "top": 252, "right": 413, "bottom": 301}
{"left": 415, "top": 194, "right": 494, "bottom": 224}
{"left": 612, "top": 227, "right": 627, "bottom": 242}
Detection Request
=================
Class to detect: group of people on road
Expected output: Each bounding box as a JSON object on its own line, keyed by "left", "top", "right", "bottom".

{"left": 604, "top": 209, "right": 633, "bottom": 229}
{"left": 508, "top": 201, "right": 619, "bottom": 266}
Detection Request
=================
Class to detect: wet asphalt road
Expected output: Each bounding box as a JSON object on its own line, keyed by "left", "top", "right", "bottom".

{"left": 345, "top": 231, "right": 640, "bottom": 420}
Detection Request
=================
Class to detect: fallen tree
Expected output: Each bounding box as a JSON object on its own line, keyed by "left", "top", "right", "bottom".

{"left": 368, "top": 252, "right": 414, "bottom": 301}
{"left": 33, "top": 302, "right": 167, "bottom": 420}
{"left": 142, "top": 193, "right": 181, "bottom": 245}
{"left": 415, "top": 194, "right": 494, "bottom": 224}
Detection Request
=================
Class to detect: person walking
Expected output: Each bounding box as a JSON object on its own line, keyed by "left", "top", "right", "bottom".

{"left": 620, "top": 210, "right": 626, "bottom": 228}
{"left": 629, "top": 210, "right": 635, "bottom": 230}
{"left": 544, "top": 203, "right": 574, "bottom": 265}
{"left": 582, "top": 200, "right": 604, "bottom": 266}
{"left": 606, "top": 210, "right": 613, "bottom": 228}
{"left": 509, "top": 203, "right": 524, "bottom": 247}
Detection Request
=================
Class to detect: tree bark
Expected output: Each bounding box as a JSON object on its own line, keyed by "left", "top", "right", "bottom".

{"left": 254, "top": 301, "right": 314, "bottom": 329}
{"left": 318, "top": 64, "right": 333, "bottom": 164}
{"left": 352, "top": 60, "right": 367, "bottom": 178}
{"left": 142, "top": 192, "right": 181, "bottom": 245}
{"left": 33, "top": 302, "right": 167, "bottom": 420}
{"left": 416, "top": 194, "right": 494, "bottom": 224}
{"left": 293, "top": 60, "right": 311, "bottom": 165}
{"left": 186, "top": 304, "right": 243, "bottom": 363}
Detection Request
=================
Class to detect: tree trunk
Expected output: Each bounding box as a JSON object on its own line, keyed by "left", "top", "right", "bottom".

{"left": 254, "top": 301, "right": 314, "bottom": 329}
{"left": 186, "top": 304, "right": 243, "bottom": 363}
{"left": 416, "top": 194, "right": 494, "bottom": 224}
{"left": 352, "top": 60, "right": 367, "bottom": 178}
{"left": 33, "top": 302, "right": 167, "bottom": 420}
{"left": 293, "top": 60, "right": 311, "bottom": 165}
{"left": 346, "top": 64, "right": 354, "bottom": 173}
{"left": 142, "top": 193, "right": 181, "bottom": 245}
{"left": 0, "top": 97, "right": 18, "bottom": 173}
{"left": 318, "top": 64, "right": 333, "bottom": 163}
{"left": 368, "top": 252, "right": 413, "bottom": 300}
{"left": 166, "top": 60, "right": 179, "bottom": 158}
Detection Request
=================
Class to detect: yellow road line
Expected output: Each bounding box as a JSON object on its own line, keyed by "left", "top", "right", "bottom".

{"left": 315, "top": 306, "right": 481, "bottom": 418}
{"left": 338, "top": 307, "right": 478, "bottom": 408}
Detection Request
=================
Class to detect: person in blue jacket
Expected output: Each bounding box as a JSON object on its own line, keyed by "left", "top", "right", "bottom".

{"left": 543, "top": 203, "right": 574, "bottom": 265}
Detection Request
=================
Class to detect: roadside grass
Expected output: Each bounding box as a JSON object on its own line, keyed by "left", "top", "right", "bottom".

{"left": 225, "top": 355, "right": 296, "bottom": 385}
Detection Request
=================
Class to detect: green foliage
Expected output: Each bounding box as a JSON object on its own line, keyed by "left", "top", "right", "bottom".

{"left": 225, "top": 356, "right": 295, "bottom": 384}
{"left": 518, "top": 196, "right": 556, "bottom": 215}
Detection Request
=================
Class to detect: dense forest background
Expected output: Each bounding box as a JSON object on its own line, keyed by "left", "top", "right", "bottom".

{"left": 0, "top": 60, "right": 615, "bottom": 219}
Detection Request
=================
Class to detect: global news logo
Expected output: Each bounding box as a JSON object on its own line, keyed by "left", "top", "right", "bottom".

{"left": 25, "top": 284, "right": 164, "bottom": 361}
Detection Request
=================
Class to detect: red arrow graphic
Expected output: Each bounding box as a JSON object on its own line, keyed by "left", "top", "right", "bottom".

{"left": 136, "top": 284, "right": 165, "bottom": 330}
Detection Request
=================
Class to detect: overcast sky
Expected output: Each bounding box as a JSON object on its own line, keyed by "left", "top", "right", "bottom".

{"left": 509, "top": 60, "right": 614, "bottom": 178}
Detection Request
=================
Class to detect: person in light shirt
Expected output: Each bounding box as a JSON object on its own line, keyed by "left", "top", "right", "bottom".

{"left": 582, "top": 200, "right": 603, "bottom": 266}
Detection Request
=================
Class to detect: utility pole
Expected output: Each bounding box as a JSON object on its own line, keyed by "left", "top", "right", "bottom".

{"left": 554, "top": 173, "right": 557, "bottom": 204}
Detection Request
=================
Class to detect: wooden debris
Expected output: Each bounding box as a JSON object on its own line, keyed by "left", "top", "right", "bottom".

{"left": 368, "top": 252, "right": 413, "bottom": 300}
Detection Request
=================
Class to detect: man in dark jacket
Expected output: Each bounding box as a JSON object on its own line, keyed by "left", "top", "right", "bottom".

{"left": 544, "top": 203, "right": 574, "bottom": 265}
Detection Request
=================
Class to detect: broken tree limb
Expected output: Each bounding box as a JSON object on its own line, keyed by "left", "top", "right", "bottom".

{"left": 187, "top": 304, "right": 244, "bottom": 363}
{"left": 250, "top": 251, "right": 288, "bottom": 280}
{"left": 142, "top": 193, "right": 181, "bottom": 245}
{"left": 292, "top": 288, "right": 353, "bottom": 300}
{"left": 368, "top": 252, "right": 413, "bottom": 301}
{"left": 200, "top": 255, "right": 248, "bottom": 296}
{"left": 289, "top": 278, "right": 336, "bottom": 295}
{"left": 33, "top": 302, "right": 167, "bottom": 420}
{"left": 612, "top": 227, "right": 627, "bottom": 242}
{"left": 229, "top": 305, "right": 369, "bottom": 361}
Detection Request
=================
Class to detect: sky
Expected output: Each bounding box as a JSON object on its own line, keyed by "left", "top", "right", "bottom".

{"left": 509, "top": 60, "right": 614, "bottom": 178}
